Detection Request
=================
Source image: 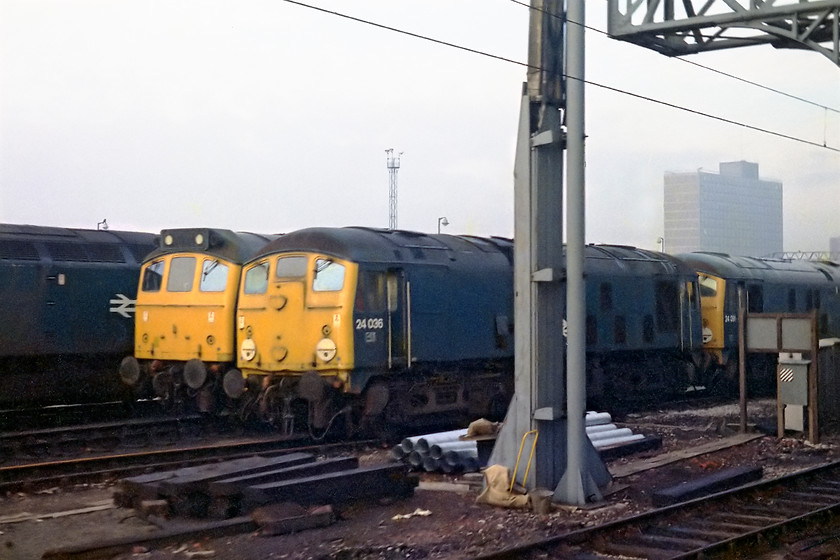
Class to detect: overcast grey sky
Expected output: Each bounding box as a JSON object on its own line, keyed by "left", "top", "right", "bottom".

{"left": 1, "top": 1, "right": 838, "bottom": 252}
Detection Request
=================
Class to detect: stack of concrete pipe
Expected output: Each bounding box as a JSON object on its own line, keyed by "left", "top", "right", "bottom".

{"left": 584, "top": 411, "right": 646, "bottom": 449}
{"left": 391, "top": 412, "right": 644, "bottom": 474}
{"left": 391, "top": 428, "right": 479, "bottom": 474}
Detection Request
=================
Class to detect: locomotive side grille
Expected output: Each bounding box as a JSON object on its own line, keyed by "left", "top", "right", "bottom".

{"left": 41, "top": 242, "right": 126, "bottom": 263}
{"left": 44, "top": 241, "right": 89, "bottom": 262}
{"left": 0, "top": 240, "right": 39, "bottom": 260}
{"left": 86, "top": 243, "right": 126, "bottom": 263}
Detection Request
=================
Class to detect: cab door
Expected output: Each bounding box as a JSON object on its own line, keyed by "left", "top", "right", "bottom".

{"left": 352, "top": 269, "right": 389, "bottom": 369}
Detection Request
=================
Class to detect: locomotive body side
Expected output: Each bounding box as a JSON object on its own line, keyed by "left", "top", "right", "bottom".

{"left": 582, "top": 245, "right": 703, "bottom": 405}
{"left": 0, "top": 224, "right": 155, "bottom": 407}
{"left": 119, "top": 228, "right": 278, "bottom": 411}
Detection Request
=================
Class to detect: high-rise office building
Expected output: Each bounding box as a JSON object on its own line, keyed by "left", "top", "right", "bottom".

{"left": 663, "top": 161, "right": 783, "bottom": 256}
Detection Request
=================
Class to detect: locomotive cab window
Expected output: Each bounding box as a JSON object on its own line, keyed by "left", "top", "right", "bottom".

{"left": 243, "top": 262, "right": 269, "bottom": 294}
{"left": 275, "top": 256, "right": 307, "bottom": 279}
{"left": 141, "top": 260, "right": 165, "bottom": 292}
{"left": 200, "top": 259, "right": 229, "bottom": 292}
{"left": 167, "top": 257, "right": 196, "bottom": 292}
{"left": 313, "top": 259, "right": 345, "bottom": 292}
{"left": 698, "top": 275, "right": 718, "bottom": 298}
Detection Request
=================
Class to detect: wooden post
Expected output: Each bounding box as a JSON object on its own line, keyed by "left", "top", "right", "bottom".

{"left": 808, "top": 310, "right": 819, "bottom": 444}
{"left": 738, "top": 285, "right": 747, "bottom": 433}
{"left": 776, "top": 315, "right": 784, "bottom": 439}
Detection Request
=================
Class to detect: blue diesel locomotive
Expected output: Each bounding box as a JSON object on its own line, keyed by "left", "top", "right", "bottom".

{"left": 0, "top": 223, "right": 156, "bottom": 407}
{"left": 230, "top": 227, "right": 516, "bottom": 434}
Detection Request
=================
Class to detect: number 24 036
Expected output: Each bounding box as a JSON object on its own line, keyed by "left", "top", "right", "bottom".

{"left": 355, "top": 318, "right": 384, "bottom": 330}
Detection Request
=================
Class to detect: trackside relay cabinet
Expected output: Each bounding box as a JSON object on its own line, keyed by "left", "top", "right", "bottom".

{"left": 778, "top": 357, "right": 811, "bottom": 432}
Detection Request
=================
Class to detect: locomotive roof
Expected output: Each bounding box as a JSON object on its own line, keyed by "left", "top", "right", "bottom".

{"left": 250, "top": 227, "right": 513, "bottom": 265}
{"left": 584, "top": 244, "right": 697, "bottom": 276}
{"left": 248, "top": 227, "right": 693, "bottom": 277}
{"left": 144, "top": 228, "right": 280, "bottom": 264}
{"left": 677, "top": 252, "right": 840, "bottom": 284}
{"left": 0, "top": 223, "right": 156, "bottom": 263}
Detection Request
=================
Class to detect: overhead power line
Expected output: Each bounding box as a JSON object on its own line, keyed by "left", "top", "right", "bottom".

{"left": 281, "top": 0, "right": 839, "bottom": 153}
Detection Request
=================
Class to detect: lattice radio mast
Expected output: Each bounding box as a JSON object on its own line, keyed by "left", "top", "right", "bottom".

{"left": 385, "top": 148, "right": 402, "bottom": 230}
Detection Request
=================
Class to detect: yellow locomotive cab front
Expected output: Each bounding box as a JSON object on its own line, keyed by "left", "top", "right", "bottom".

{"left": 235, "top": 254, "right": 357, "bottom": 402}
{"left": 135, "top": 255, "right": 241, "bottom": 363}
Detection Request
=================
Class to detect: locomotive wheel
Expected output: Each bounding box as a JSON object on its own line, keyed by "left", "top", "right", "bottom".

{"left": 152, "top": 369, "right": 174, "bottom": 398}
{"left": 363, "top": 383, "right": 389, "bottom": 417}
{"left": 708, "top": 360, "right": 739, "bottom": 398}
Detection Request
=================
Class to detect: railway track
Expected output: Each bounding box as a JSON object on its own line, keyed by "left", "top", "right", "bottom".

{"left": 478, "top": 460, "right": 840, "bottom": 559}
{"left": 0, "top": 430, "right": 378, "bottom": 493}
{"left": 0, "top": 413, "right": 222, "bottom": 464}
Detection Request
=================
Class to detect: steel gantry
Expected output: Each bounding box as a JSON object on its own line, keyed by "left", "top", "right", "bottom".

{"left": 607, "top": 0, "right": 840, "bottom": 67}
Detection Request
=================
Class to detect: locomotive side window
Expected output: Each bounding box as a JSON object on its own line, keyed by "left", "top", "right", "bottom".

{"left": 142, "top": 260, "right": 165, "bottom": 292}
{"left": 788, "top": 289, "right": 797, "bottom": 312}
{"left": 355, "top": 271, "right": 386, "bottom": 312}
{"left": 586, "top": 314, "right": 597, "bottom": 345}
{"left": 747, "top": 285, "right": 764, "bottom": 313}
{"left": 655, "top": 281, "right": 679, "bottom": 333}
{"left": 243, "top": 262, "right": 269, "bottom": 294}
{"left": 200, "top": 259, "right": 229, "bottom": 292}
{"left": 167, "top": 256, "right": 196, "bottom": 292}
{"left": 643, "top": 315, "right": 655, "bottom": 342}
{"left": 614, "top": 316, "right": 627, "bottom": 345}
{"left": 313, "top": 259, "right": 345, "bottom": 292}
{"left": 387, "top": 274, "right": 399, "bottom": 312}
{"left": 599, "top": 283, "right": 612, "bottom": 311}
{"left": 275, "top": 256, "right": 307, "bottom": 279}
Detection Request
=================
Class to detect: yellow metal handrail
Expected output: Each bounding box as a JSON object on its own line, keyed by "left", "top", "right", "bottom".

{"left": 509, "top": 429, "right": 539, "bottom": 493}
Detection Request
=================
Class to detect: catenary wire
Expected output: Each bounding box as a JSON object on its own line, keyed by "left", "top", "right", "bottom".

{"left": 280, "top": 0, "right": 839, "bottom": 153}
